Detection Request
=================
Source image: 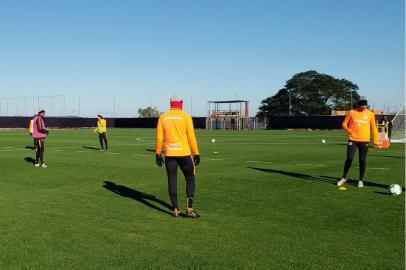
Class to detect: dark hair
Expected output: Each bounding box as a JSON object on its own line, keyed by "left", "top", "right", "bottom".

{"left": 97, "top": 115, "right": 103, "bottom": 118}
{"left": 38, "top": 110, "right": 45, "bottom": 114}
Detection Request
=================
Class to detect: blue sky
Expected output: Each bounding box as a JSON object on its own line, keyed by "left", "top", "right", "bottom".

{"left": 0, "top": 0, "right": 404, "bottom": 117}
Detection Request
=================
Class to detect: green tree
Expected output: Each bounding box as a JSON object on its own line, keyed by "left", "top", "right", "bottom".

{"left": 257, "top": 70, "right": 359, "bottom": 117}
{"left": 257, "top": 88, "right": 290, "bottom": 117}
{"left": 138, "top": 107, "right": 160, "bottom": 118}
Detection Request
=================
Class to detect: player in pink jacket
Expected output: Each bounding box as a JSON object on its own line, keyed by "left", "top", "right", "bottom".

{"left": 32, "top": 110, "right": 49, "bottom": 168}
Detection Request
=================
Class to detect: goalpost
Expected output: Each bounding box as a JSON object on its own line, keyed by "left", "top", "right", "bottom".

{"left": 390, "top": 103, "right": 405, "bottom": 143}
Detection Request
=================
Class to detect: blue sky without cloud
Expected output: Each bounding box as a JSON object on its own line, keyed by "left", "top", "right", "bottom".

{"left": 0, "top": 0, "right": 404, "bottom": 117}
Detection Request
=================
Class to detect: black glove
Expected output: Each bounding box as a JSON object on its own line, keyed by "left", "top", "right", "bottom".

{"left": 45, "top": 130, "right": 50, "bottom": 135}
{"left": 193, "top": 155, "right": 200, "bottom": 166}
{"left": 156, "top": 154, "right": 164, "bottom": 167}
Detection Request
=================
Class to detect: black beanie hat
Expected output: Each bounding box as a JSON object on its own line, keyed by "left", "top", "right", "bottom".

{"left": 358, "top": 96, "right": 368, "bottom": 107}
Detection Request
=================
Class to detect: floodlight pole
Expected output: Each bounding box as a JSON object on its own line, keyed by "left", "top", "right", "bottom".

{"left": 51, "top": 96, "right": 54, "bottom": 116}
{"left": 288, "top": 90, "right": 292, "bottom": 115}
{"left": 350, "top": 90, "right": 353, "bottom": 110}
{"left": 63, "top": 95, "right": 66, "bottom": 116}
{"left": 113, "top": 98, "right": 116, "bottom": 116}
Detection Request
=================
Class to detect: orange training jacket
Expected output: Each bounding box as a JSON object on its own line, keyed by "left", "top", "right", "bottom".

{"left": 342, "top": 109, "right": 379, "bottom": 145}
{"left": 156, "top": 109, "right": 199, "bottom": 157}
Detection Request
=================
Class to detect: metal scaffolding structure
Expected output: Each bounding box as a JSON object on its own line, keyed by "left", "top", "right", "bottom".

{"left": 207, "top": 100, "right": 251, "bottom": 130}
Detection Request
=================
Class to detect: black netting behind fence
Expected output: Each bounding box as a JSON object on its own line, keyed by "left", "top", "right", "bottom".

{"left": 268, "top": 115, "right": 393, "bottom": 129}
{"left": 0, "top": 117, "right": 207, "bottom": 129}
{"left": 0, "top": 116, "right": 394, "bottom": 130}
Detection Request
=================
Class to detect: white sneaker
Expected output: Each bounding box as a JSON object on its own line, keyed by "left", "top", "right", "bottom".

{"left": 34, "top": 163, "right": 40, "bottom": 167}
{"left": 41, "top": 163, "right": 47, "bottom": 168}
{"left": 358, "top": 181, "right": 364, "bottom": 188}
{"left": 337, "top": 178, "right": 347, "bottom": 187}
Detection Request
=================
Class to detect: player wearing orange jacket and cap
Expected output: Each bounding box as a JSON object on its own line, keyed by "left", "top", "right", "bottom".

{"left": 156, "top": 95, "right": 200, "bottom": 218}
{"left": 337, "top": 97, "right": 380, "bottom": 188}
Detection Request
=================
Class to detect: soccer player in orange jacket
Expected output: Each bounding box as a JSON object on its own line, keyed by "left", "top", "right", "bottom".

{"left": 337, "top": 97, "right": 380, "bottom": 188}
{"left": 156, "top": 95, "right": 200, "bottom": 218}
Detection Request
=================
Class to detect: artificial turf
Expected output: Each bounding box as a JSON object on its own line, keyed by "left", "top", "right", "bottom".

{"left": 0, "top": 129, "right": 404, "bottom": 269}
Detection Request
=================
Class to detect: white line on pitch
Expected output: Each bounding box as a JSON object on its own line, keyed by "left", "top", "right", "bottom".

{"left": 45, "top": 144, "right": 144, "bottom": 150}
{"left": 49, "top": 146, "right": 83, "bottom": 150}
{"left": 204, "top": 158, "right": 222, "bottom": 161}
{"left": 198, "top": 134, "right": 342, "bottom": 139}
{"left": 233, "top": 142, "right": 324, "bottom": 145}
{"left": 0, "top": 148, "right": 31, "bottom": 152}
{"left": 132, "top": 154, "right": 150, "bottom": 157}
{"left": 357, "top": 167, "right": 389, "bottom": 170}
{"left": 298, "top": 164, "right": 328, "bottom": 167}
{"left": 247, "top": 160, "right": 273, "bottom": 164}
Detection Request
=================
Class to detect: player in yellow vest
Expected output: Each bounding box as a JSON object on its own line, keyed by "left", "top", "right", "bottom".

{"left": 29, "top": 119, "right": 34, "bottom": 135}
{"left": 156, "top": 95, "right": 200, "bottom": 218}
{"left": 337, "top": 97, "right": 380, "bottom": 187}
{"left": 28, "top": 117, "right": 35, "bottom": 148}
{"left": 93, "top": 115, "right": 108, "bottom": 151}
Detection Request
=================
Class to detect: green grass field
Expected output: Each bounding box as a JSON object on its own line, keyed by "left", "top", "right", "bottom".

{"left": 0, "top": 129, "right": 404, "bottom": 270}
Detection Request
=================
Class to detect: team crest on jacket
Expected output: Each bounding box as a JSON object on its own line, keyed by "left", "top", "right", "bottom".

{"left": 363, "top": 115, "right": 368, "bottom": 120}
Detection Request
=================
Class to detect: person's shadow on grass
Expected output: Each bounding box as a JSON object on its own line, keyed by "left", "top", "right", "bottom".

{"left": 24, "top": 157, "right": 35, "bottom": 164}
{"left": 102, "top": 181, "right": 173, "bottom": 215}
{"left": 248, "top": 167, "right": 400, "bottom": 191}
{"left": 82, "top": 146, "right": 100, "bottom": 150}
{"left": 369, "top": 154, "right": 405, "bottom": 159}
{"left": 248, "top": 167, "right": 337, "bottom": 185}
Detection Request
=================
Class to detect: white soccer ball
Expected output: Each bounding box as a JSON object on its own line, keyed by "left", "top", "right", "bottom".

{"left": 321, "top": 139, "right": 326, "bottom": 143}
{"left": 211, "top": 139, "right": 216, "bottom": 143}
{"left": 389, "top": 184, "right": 402, "bottom": 196}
